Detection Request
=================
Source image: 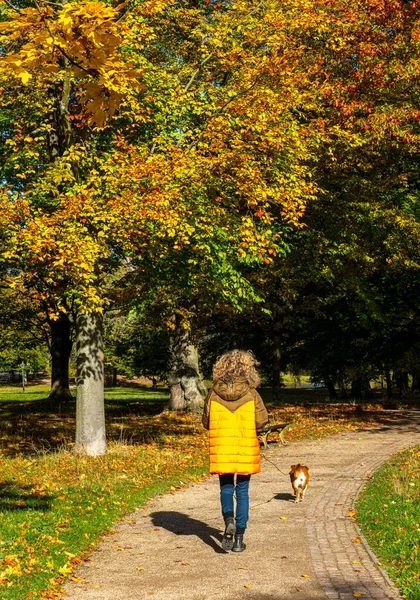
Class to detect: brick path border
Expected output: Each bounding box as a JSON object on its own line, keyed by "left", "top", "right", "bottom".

{"left": 63, "top": 410, "right": 420, "bottom": 600}
{"left": 304, "top": 410, "right": 420, "bottom": 600}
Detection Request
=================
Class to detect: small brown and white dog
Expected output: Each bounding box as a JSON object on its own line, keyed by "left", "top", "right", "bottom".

{"left": 289, "top": 464, "right": 310, "bottom": 503}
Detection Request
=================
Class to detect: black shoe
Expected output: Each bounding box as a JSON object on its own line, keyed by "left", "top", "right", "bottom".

{"left": 221, "top": 517, "right": 236, "bottom": 551}
{"left": 231, "top": 533, "right": 246, "bottom": 552}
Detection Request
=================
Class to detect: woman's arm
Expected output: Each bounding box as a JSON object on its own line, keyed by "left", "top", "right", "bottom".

{"left": 201, "top": 388, "right": 213, "bottom": 429}
{"left": 254, "top": 390, "right": 269, "bottom": 429}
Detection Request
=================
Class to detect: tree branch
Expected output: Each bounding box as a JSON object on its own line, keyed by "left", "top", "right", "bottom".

{"left": 184, "top": 53, "right": 214, "bottom": 93}
{"left": 3, "top": 0, "right": 21, "bottom": 13}
{"left": 149, "top": 1, "right": 266, "bottom": 156}
{"left": 32, "top": 0, "right": 96, "bottom": 78}
{"left": 187, "top": 76, "right": 261, "bottom": 151}
{"left": 37, "top": 0, "right": 65, "bottom": 6}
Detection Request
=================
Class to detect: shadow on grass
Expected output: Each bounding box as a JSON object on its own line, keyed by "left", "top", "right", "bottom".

{"left": 150, "top": 510, "right": 225, "bottom": 554}
{"left": 0, "top": 386, "right": 417, "bottom": 458}
{"left": 0, "top": 481, "right": 52, "bottom": 512}
{"left": 0, "top": 386, "right": 207, "bottom": 457}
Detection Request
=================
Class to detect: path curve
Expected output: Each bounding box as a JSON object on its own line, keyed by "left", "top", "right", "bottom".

{"left": 64, "top": 410, "right": 420, "bottom": 600}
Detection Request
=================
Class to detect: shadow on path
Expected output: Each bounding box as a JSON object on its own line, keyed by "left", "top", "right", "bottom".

{"left": 273, "top": 492, "right": 295, "bottom": 502}
{"left": 150, "top": 511, "right": 226, "bottom": 554}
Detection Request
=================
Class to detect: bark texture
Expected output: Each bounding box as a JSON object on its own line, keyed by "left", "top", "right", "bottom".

{"left": 75, "top": 311, "right": 106, "bottom": 456}
{"left": 167, "top": 315, "right": 206, "bottom": 414}
{"left": 326, "top": 376, "right": 338, "bottom": 399}
{"left": 49, "top": 312, "right": 73, "bottom": 401}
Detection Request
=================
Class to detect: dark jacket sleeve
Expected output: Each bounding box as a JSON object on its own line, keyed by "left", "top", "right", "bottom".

{"left": 254, "top": 390, "right": 269, "bottom": 429}
{"left": 202, "top": 388, "right": 213, "bottom": 430}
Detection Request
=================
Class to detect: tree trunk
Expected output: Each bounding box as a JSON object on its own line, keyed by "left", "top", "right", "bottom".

{"left": 326, "top": 376, "right": 338, "bottom": 400}
{"left": 112, "top": 367, "right": 118, "bottom": 387}
{"left": 75, "top": 311, "right": 106, "bottom": 456}
{"left": 49, "top": 312, "right": 73, "bottom": 401}
{"left": 396, "top": 371, "right": 408, "bottom": 400}
{"left": 385, "top": 368, "right": 393, "bottom": 401}
{"left": 272, "top": 333, "right": 282, "bottom": 401}
{"left": 411, "top": 371, "right": 420, "bottom": 394}
{"left": 337, "top": 370, "right": 348, "bottom": 399}
{"left": 351, "top": 379, "right": 362, "bottom": 400}
{"left": 362, "top": 378, "right": 374, "bottom": 400}
{"left": 168, "top": 383, "right": 186, "bottom": 410}
{"left": 382, "top": 367, "right": 399, "bottom": 409}
{"left": 167, "top": 314, "right": 206, "bottom": 414}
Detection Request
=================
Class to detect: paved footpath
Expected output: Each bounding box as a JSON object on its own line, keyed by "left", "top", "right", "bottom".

{"left": 64, "top": 410, "right": 420, "bottom": 600}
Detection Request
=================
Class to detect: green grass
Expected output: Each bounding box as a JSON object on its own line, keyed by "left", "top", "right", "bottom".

{"left": 356, "top": 446, "right": 420, "bottom": 600}
{"left": 0, "top": 384, "right": 51, "bottom": 403}
{"left": 0, "top": 383, "right": 408, "bottom": 599}
{"left": 0, "top": 384, "right": 209, "bottom": 599}
{"left": 0, "top": 447, "right": 207, "bottom": 600}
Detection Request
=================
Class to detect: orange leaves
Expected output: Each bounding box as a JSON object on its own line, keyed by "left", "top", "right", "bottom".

{"left": 1, "top": 184, "right": 114, "bottom": 312}
{"left": 2, "top": 0, "right": 418, "bottom": 318}
{"left": 0, "top": 0, "right": 145, "bottom": 129}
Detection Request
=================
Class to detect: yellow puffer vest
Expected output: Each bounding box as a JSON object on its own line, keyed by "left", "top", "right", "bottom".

{"left": 208, "top": 381, "right": 260, "bottom": 475}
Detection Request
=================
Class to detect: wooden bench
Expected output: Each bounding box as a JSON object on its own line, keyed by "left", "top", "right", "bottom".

{"left": 257, "top": 423, "right": 292, "bottom": 448}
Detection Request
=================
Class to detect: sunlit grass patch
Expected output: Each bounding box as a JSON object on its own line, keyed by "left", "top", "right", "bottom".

{"left": 356, "top": 446, "right": 420, "bottom": 600}
{"left": 0, "top": 384, "right": 400, "bottom": 599}
{"left": 0, "top": 384, "right": 51, "bottom": 403}
{"left": 0, "top": 412, "right": 208, "bottom": 599}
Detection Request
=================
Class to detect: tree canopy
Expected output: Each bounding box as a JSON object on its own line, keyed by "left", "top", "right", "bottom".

{"left": 1, "top": 0, "right": 420, "bottom": 450}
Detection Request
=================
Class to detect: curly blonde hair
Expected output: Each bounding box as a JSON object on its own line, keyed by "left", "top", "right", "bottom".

{"left": 212, "top": 349, "right": 261, "bottom": 388}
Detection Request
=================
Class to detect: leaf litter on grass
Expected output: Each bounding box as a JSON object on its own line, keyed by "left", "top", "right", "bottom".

{"left": 0, "top": 385, "right": 398, "bottom": 599}
{"left": 356, "top": 445, "right": 420, "bottom": 600}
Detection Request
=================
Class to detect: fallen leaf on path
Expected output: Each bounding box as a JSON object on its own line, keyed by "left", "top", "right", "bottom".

{"left": 136, "top": 568, "right": 144, "bottom": 571}
{"left": 279, "top": 516, "right": 288, "bottom": 520}
{"left": 352, "top": 536, "right": 361, "bottom": 544}
{"left": 301, "top": 574, "right": 310, "bottom": 578}
{"left": 244, "top": 584, "right": 251, "bottom": 588}
{"left": 348, "top": 510, "right": 356, "bottom": 518}
{"left": 238, "top": 567, "right": 249, "bottom": 570}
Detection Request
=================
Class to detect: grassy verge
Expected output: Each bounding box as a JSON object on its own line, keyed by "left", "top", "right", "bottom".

{"left": 0, "top": 384, "right": 406, "bottom": 599}
{"left": 356, "top": 446, "right": 420, "bottom": 600}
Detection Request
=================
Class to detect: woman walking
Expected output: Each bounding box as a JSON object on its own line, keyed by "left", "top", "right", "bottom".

{"left": 202, "top": 349, "right": 269, "bottom": 552}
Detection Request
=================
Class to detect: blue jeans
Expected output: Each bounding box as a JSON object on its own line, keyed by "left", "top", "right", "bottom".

{"left": 219, "top": 474, "right": 251, "bottom": 533}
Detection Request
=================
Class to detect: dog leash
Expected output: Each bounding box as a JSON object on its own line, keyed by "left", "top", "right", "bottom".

{"left": 260, "top": 452, "right": 289, "bottom": 476}
{"left": 248, "top": 455, "right": 290, "bottom": 509}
